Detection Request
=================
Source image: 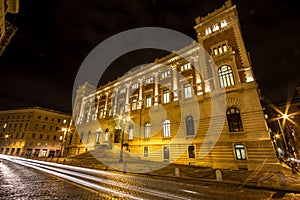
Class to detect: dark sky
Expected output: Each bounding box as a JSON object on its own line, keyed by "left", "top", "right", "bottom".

{"left": 0, "top": 0, "right": 300, "bottom": 113}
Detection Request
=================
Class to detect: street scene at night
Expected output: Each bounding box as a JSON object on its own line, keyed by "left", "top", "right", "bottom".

{"left": 1, "top": 0, "right": 300, "bottom": 199}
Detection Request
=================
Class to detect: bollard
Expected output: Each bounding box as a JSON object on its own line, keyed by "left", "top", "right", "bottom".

{"left": 216, "top": 169, "right": 222, "bottom": 181}
{"left": 175, "top": 167, "right": 180, "bottom": 177}
{"left": 146, "top": 165, "right": 150, "bottom": 173}
{"left": 71, "top": 160, "right": 74, "bottom": 165}
{"left": 91, "top": 163, "right": 95, "bottom": 168}
{"left": 63, "top": 159, "right": 66, "bottom": 164}
{"left": 56, "top": 159, "right": 59, "bottom": 163}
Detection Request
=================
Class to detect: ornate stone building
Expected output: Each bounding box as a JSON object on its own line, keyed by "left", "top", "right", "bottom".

{"left": 0, "top": 107, "right": 71, "bottom": 158}
{"left": 67, "top": 1, "right": 279, "bottom": 171}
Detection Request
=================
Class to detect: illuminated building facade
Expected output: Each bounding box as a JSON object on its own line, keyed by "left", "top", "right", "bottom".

{"left": 0, "top": 0, "right": 18, "bottom": 56}
{"left": 0, "top": 107, "right": 71, "bottom": 158}
{"left": 68, "top": 1, "right": 279, "bottom": 171}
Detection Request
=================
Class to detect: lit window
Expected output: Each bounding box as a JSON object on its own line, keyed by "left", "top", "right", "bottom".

{"left": 131, "top": 98, "right": 137, "bottom": 110}
{"left": 180, "top": 63, "right": 191, "bottom": 71}
{"left": 212, "top": 24, "right": 219, "bottom": 32}
{"left": 226, "top": 107, "right": 243, "bottom": 132}
{"left": 213, "top": 48, "right": 218, "bottom": 56}
{"left": 161, "top": 70, "right": 171, "bottom": 79}
{"left": 218, "top": 46, "right": 223, "bottom": 54}
{"left": 144, "top": 123, "right": 150, "bottom": 139}
{"left": 186, "top": 116, "right": 195, "bottom": 136}
{"left": 163, "top": 120, "right": 170, "bottom": 138}
{"left": 218, "top": 65, "right": 234, "bottom": 88}
{"left": 234, "top": 144, "right": 246, "bottom": 160}
{"left": 131, "top": 83, "right": 139, "bottom": 90}
{"left": 144, "top": 146, "right": 148, "bottom": 157}
{"left": 145, "top": 77, "right": 153, "bottom": 84}
{"left": 184, "top": 83, "right": 192, "bottom": 99}
{"left": 163, "top": 90, "right": 170, "bottom": 104}
{"left": 119, "top": 88, "right": 126, "bottom": 94}
{"left": 146, "top": 95, "right": 152, "bottom": 108}
{"left": 222, "top": 44, "right": 228, "bottom": 52}
{"left": 188, "top": 146, "right": 195, "bottom": 158}
{"left": 104, "top": 129, "right": 109, "bottom": 142}
{"left": 128, "top": 125, "right": 133, "bottom": 140}
{"left": 205, "top": 27, "right": 212, "bottom": 35}
{"left": 220, "top": 20, "right": 227, "bottom": 28}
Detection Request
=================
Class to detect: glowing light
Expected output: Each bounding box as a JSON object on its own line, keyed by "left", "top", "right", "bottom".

{"left": 246, "top": 77, "right": 254, "bottom": 82}
{"left": 282, "top": 114, "right": 288, "bottom": 119}
{"left": 275, "top": 134, "right": 280, "bottom": 138}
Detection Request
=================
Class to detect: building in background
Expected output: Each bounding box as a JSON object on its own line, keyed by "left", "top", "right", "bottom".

{"left": 68, "top": 0, "right": 279, "bottom": 171}
{"left": 265, "top": 87, "right": 300, "bottom": 161}
{"left": 0, "top": 0, "right": 18, "bottom": 56}
{"left": 0, "top": 107, "right": 71, "bottom": 158}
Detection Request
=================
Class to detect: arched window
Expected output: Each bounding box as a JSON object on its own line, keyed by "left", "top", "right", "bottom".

{"left": 186, "top": 116, "right": 195, "bottom": 136}
{"left": 163, "top": 120, "right": 170, "bottom": 138}
{"left": 128, "top": 125, "right": 133, "bottom": 140}
{"left": 218, "top": 65, "right": 234, "bottom": 88}
{"left": 226, "top": 107, "right": 243, "bottom": 132}
{"left": 144, "top": 123, "right": 150, "bottom": 139}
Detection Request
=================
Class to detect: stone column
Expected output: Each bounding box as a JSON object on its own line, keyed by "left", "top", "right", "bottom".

{"left": 125, "top": 83, "right": 131, "bottom": 113}
{"left": 154, "top": 72, "right": 159, "bottom": 105}
{"left": 171, "top": 65, "right": 178, "bottom": 101}
{"left": 192, "top": 57, "right": 203, "bottom": 95}
{"left": 104, "top": 92, "right": 109, "bottom": 117}
{"left": 138, "top": 78, "right": 143, "bottom": 109}
{"left": 113, "top": 89, "right": 118, "bottom": 115}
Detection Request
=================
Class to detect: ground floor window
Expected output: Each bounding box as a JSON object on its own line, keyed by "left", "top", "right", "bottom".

{"left": 188, "top": 145, "right": 195, "bottom": 158}
{"left": 234, "top": 144, "right": 246, "bottom": 160}
{"left": 41, "top": 149, "right": 47, "bottom": 157}
{"left": 144, "top": 146, "right": 148, "bottom": 157}
{"left": 163, "top": 146, "right": 170, "bottom": 160}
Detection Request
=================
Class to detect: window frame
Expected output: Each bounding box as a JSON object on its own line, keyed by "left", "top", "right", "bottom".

{"left": 234, "top": 144, "right": 247, "bottom": 160}
{"left": 226, "top": 107, "right": 244, "bottom": 132}
{"left": 163, "top": 120, "right": 171, "bottom": 138}
{"left": 218, "top": 65, "right": 235, "bottom": 88}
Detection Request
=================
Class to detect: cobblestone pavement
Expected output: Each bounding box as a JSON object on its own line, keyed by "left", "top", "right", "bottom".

{"left": 0, "top": 160, "right": 113, "bottom": 200}
{"left": 1, "top": 158, "right": 300, "bottom": 199}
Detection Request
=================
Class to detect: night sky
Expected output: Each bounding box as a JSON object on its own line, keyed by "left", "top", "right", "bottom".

{"left": 0, "top": 0, "right": 299, "bottom": 113}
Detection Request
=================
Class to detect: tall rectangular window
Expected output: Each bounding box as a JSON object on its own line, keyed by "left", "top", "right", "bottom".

{"left": 144, "top": 123, "right": 150, "bottom": 139}
{"left": 146, "top": 95, "right": 151, "bottom": 108}
{"left": 163, "top": 90, "right": 170, "bottom": 104}
{"left": 131, "top": 98, "right": 137, "bottom": 111}
{"left": 184, "top": 83, "right": 192, "bottom": 99}
{"left": 144, "top": 146, "right": 148, "bottom": 157}
{"left": 163, "top": 146, "right": 170, "bottom": 160}
{"left": 235, "top": 144, "right": 246, "bottom": 160}
{"left": 188, "top": 146, "right": 195, "bottom": 158}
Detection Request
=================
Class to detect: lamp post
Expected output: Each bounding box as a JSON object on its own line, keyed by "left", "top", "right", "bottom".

{"left": 60, "top": 119, "right": 72, "bottom": 157}
{"left": 118, "top": 115, "right": 130, "bottom": 162}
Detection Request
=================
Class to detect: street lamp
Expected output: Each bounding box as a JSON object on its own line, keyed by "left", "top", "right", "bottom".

{"left": 60, "top": 119, "right": 72, "bottom": 157}
{"left": 117, "top": 115, "right": 131, "bottom": 162}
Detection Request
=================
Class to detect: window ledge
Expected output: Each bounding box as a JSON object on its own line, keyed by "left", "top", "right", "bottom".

{"left": 229, "top": 132, "right": 246, "bottom": 138}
